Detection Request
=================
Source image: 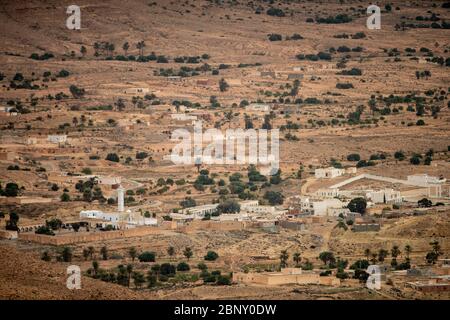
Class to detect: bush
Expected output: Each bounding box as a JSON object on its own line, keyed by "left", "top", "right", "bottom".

{"left": 177, "top": 262, "right": 190, "bottom": 271}
{"left": 347, "top": 153, "right": 361, "bottom": 161}
{"left": 263, "top": 191, "right": 284, "bottom": 205}
{"left": 35, "top": 226, "right": 55, "bottom": 236}
{"left": 105, "top": 153, "right": 120, "bottom": 162}
{"left": 410, "top": 155, "right": 421, "bottom": 165}
{"left": 394, "top": 151, "right": 405, "bottom": 161}
{"left": 69, "top": 85, "right": 85, "bottom": 99}
{"left": 316, "top": 14, "right": 352, "bottom": 24}
{"left": 204, "top": 251, "right": 219, "bottom": 261}
{"left": 266, "top": 8, "right": 285, "bottom": 17}
{"left": 338, "top": 68, "right": 362, "bottom": 76}
{"left": 336, "top": 83, "right": 354, "bottom": 89}
{"left": 348, "top": 197, "right": 367, "bottom": 214}
{"left": 138, "top": 251, "right": 156, "bottom": 262}
{"left": 160, "top": 263, "right": 176, "bottom": 276}
{"left": 216, "top": 275, "right": 231, "bottom": 285}
{"left": 268, "top": 34, "right": 282, "bottom": 41}
{"left": 58, "top": 69, "right": 70, "bottom": 78}
{"left": 60, "top": 192, "right": 70, "bottom": 202}
{"left": 216, "top": 200, "right": 240, "bottom": 214}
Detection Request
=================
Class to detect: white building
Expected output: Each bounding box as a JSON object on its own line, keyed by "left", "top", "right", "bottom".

{"left": 299, "top": 197, "right": 348, "bottom": 216}
{"left": 366, "top": 188, "right": 402, "bottom": 204}
{"left": 315, "top": 188, "right": 339, "bottom": 198}
{"left": 315, "top": 167, "right": 345, "bottom": 179}
{"left": 407, "top": 174, "right": 446, "bottom": 187}
{"left": 47, "top": 134, "right": 67, "bottom": 144}
{"left": 245, "top": 103, "right": 271, "bottom": 113}
{"left": 171, "top": 113, "right": 197, "bottom": 121}
{"left": 80, "top": 210, "right": 104, "bottom": 219}
{"left": 239, "top": 200, "right": 259, "bottom": 211}
{"left": 181, "top": 204, "right": 218, "bottom": 219}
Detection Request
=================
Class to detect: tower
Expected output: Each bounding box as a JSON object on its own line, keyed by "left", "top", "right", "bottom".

{"left": 117, "top": 185, "right": 124, "bottom": 212}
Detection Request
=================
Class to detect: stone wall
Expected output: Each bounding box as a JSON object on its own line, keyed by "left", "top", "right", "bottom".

{"left": 177, "top": 220, "right": 248, "bottom": 233}
{"left": 18, "top": 226, "right": 163, "bottom": 245}
{"left": 232, "top": 272, "right": 340, "bottom": 286}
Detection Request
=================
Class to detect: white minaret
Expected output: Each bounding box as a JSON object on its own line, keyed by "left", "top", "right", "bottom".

{"left": 117, "top": 185, "right": 125, "bottom": 212}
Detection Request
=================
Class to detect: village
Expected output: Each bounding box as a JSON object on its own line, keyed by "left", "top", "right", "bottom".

{"left": 0, "top": 0, "right": 449, "bottom": 301}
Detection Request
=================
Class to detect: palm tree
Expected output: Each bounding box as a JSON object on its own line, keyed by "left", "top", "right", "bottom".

{"left": 293, "top": 252, "right": 301, "bottom": 267}
{"left": 224, "top": 110, "right": 233, "bottom": 128}
{"left": 378, "top": 249, "right": 389, "bottom": 263}
{"left": 132, "top": 96, "right": 139, "bottom": 110}
{"left": 404, "top": 244, "right": 412, "bottom": 262}
{"left": 122, "top": 42, "right": 129, "bottom": 56}
{"left": 136, "top": 41, "right": 146, "bottom": 56}
{"left": 88, "top": 246, "right": 95, "bottom": 260}
{"left": 80, "top": 45, "right": 87, "bottom": 57}
{"left": 132, "top": 271, "right": 145, "bottom": 288}
{"left": 100, "top": 245, "right": 108, "bottom": 260}
{"left": 280, "top": 250, "right": 289, "bottom": 268}
{"left": 129, "top": 247, "right": 137, "bottom": 261}
{"left": 126, "top": 264, "right": 133, "bottom": 287}
{"left": 364, "top": 248, "right": 371, "bottom": 261}
{"left": 391, "top": 246, "right": 401, "bottom": 259}
{"left": 92, "top": 260, "right": 99, "bottom": 276}
{"left": 183, "top": 247, "right": 193, "bottom": 260}
{"left": 370, "top": 253, "right": 378, "bottom": 264}
{"left": 94, "top": 42, "right": 100, "bottom": 56}
{"left": 391, "top": 245, "right": 401, "bottom": 267}
{"left": 82, "top": 248, "right": 90, "bottom": 261}
{"left": 115, "top": 98, "right": 126, "bottom": 111}
{"left": 107, "top": 43, "right": 115, "bottom": 57}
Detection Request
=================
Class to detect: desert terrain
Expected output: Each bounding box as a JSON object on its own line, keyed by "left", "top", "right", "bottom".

{"left": 0, "top": 0, "right": 449, "bottom": 300}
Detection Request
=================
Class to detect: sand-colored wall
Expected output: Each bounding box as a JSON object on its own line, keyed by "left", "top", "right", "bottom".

{"left": 0, "top": 197, "right": 54, "bottom": 204}
{"left": 233, "top": 272, "right": 340, "bottom": 286}
{"left": 177, "top": 220, "right": 247, "bottom": 233}
{"left": 18, "top": 226, "right": 163, "bottom": 245}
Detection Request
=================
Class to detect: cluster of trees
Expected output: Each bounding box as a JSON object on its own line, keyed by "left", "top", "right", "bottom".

{"left": 5, "top": 212, "right": 19, "bottom": 231}
{"left": 174, "top": 54, "right": 209, "bottom": 63}
{"left": 336, "top": 83, "right": 354, "bottom": 89}
{"left": 75, "top": 178, "right": 105, "bottom": 203}
{"left": 296, "top": 52, "right": 331, "bottom": 61}
{"left": 0, "top": 182, "right": 21, "bottom": 197}
{"left": 41, "top": 247, "right": 73, "bottom": 262}
{"left": 334, "top": 32, "right": 366, "bottom": 39}
{"left": 415, "top": 70, "right": 431, "bottom": 79}
{"left": 337, "top": 68, "right": 362, "bottom": 76}
{"left": 267, "top": 33, "right": 303, "bottom": 42}
{"left": 69, "top": 85, "right": 85, "bottom": 99}
{"left": 29, "top": 52, "right": 54, "bottom": 60}
{"left": 315, "top": 14, "right": 352, "bottom": 24}
{"left": 76, "top": 245, "right": 227, "bottom": 288}
{"left": 266, "top": 7, "right": 285, "bottom": 17}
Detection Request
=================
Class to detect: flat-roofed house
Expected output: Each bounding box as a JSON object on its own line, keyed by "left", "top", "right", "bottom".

{"left": 315, "top": 167, "right": 345, "bottom": 179}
